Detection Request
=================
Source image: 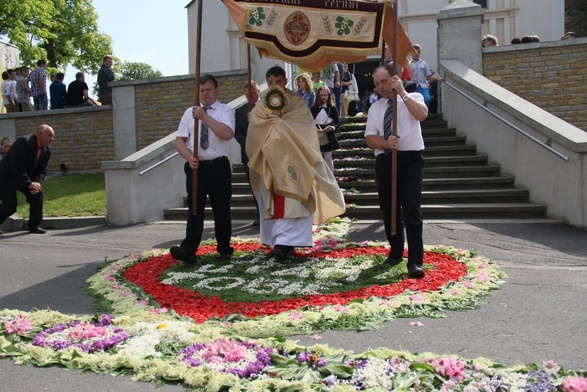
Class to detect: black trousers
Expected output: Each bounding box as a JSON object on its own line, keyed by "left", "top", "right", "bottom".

{"left": 181, "top": 158, "right": 233, "bottom": 255}
{"left": 241, "top": 146, "right": 260, "bottom": 219}
{"left": 0, "top": 184, "right": 44, "bottom": 228}
{"left": 375, "top": 151, "right": 425, "bottom": 267}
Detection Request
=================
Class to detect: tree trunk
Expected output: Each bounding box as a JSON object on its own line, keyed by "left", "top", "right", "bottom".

{"left": 44, "top": 39, "right": 58, "bottom": 69}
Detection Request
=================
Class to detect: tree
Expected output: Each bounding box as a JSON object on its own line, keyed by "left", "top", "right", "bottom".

{"left": 118, "top": 62, "right": 163, "bottom": 81}
{"left": 565, "top": 0, "right": 587, "bottom": 38}
{"left": 0, "top": 0, "right": 113, "bottom": 74}
{"left": 91, "top": 61, "right": 163, "bottom": 95}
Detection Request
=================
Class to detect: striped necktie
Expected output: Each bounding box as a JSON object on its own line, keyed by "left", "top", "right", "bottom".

{"left": 200, "top": 106, "right": 210, "bottom": 150}
{"left": 383, "top": 99, "right": 393, "bottom": 140}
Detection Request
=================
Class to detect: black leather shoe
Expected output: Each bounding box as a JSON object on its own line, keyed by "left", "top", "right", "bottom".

{"left": 170, "top": 246, "right": 198, "bottom": 264}
{"left": 408, "top": 265, "right": 425, "bottom": 279}
{"left": 384, "top": 257, "right": 403, "bottom": 267}
{"left": 269, "top": 244, "right": 294, "bottom": 259}
{"left": 218, "top": 253, "right": 232, "bottom": 262}
{"left": 29, "top": 226, "right": 47, "bottom": 234}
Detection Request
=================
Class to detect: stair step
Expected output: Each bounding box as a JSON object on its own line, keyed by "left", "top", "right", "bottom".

{"left": 331, "top": 155, "right": 489, "bottom": 168}
{"left": 337, "top": 128, "right": 459, "bottom": 138}
{"left": 423, "top": 166, "right": 501, "bottom": 178}
{"left": 164, "top": 203, "right": 546, "bottom": 221}
{"left": 337, "top": 132, "right": 364, "bottom": 139}
{"left": 229, "top": 177, "right": 517, "bottom": 195}
{"left": 334, "top": 145, "right": 478, "bottom": 157}
{"left": 334, "top": 176, "right": 516, "bottom": 190}
{"left": 421, "top": 119, "right": 448, "bottom": 128}
{"left": 343, "top": 189, "right": 530, "bottom": 203}
{"left": 424, "top": 136, "right": 467, "bottom": 145}
{"left": 422, "top": 127, "right": 458, "bottom": 135}
{"left": 344, "top": 203, "right": 547, "bottom": 219}
{"left": 164, "top": 206, "right": 258, "bottom": 221}
{"left": 166, "top": 113, "right": 547, "bottom": 221}
{"left": 425, "top": 155, "right": 488, "bottom": 166}
{"left": 332, "top": 166, "right": 500, "bottom": 178}
{"left": 425, "top": 145, "right": 478, "bottom": 155}
{"left": 337, "top": 139, "right": 471, "bottom": 149}
{"left": 228, "top": 188, "right": 532, "bottom": 205}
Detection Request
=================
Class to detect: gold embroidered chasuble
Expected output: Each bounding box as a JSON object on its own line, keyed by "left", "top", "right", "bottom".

{"left": 246, "top": 89, "right": 345, "bottom": 224}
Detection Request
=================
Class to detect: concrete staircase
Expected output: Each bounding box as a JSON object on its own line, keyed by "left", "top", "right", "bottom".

{"left": 164, "top": 113, "right": 547, "bottom": 221}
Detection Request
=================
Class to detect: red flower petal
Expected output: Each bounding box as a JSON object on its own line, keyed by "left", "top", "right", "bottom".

{"left": 122, "top": 243, "right": 467, "bottom": 323}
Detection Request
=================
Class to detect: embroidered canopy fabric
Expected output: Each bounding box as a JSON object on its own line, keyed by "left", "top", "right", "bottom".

{"left": 223, "top": 0, "right": 413, "bottom": 71}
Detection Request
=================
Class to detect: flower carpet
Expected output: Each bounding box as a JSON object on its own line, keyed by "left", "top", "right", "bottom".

{"left": 1, "top": 218, "right": 586, "bottom": 390}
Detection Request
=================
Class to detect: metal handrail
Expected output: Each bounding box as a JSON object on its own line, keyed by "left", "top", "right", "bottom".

{"left": 443, "top": 81, "right": 570, "bottom": 162}
{"left": 139, "top": 152, "right": 179, "bottom": 176}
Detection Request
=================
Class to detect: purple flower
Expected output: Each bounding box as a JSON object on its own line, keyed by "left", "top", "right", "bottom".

{"left": 177, "top": 338, "right": 273, "bottom": 378}
{"left": 32, "top": 315, "right": 128, "bottom": 353}
{"left": 323, "top": 374, "right": 337, "bottom": 387}
{"left": 525, "top": 370, "right": 556, "bottom": 392}
{"left": 298, "top": 350, "right": 311, "bottom": 364}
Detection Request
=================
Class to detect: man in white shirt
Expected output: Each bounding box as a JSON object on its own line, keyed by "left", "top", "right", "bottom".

{"left": 365, "top": 65, "right": 428, "bottom": 279}
{"left": 408, "top": 44, "right": 440, "bottom": 109}
{"left": 169, "top": 73, "right": 235, "bottom": 264}
{"left": 2, "top": 69, "right": 18, "bottom": 112}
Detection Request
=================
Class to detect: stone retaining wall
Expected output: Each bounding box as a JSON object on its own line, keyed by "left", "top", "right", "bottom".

{"left": 483, "top": 38, "right": 587, "bottom": 132}
{"left": 133, "top": 71, "right": 247, "bottom": 149}
{"left": 0, "top": 70, "right": 247, "bottom": 172}
{"left": 0, "top": 107, "right": 114, "bottom": 173}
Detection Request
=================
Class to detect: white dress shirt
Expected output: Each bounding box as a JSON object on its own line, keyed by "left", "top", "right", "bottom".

{"left": 365, "top": 94, "right": 425, "bottom": 156}
{"left": 176, "top": 100, "right": 235, "bottom": 160}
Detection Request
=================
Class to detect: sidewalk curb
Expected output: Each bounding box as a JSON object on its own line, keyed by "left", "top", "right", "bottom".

{"left": 1, "top": 216, "right": 565, "bottom": 233}
{"left": 0, "top": 215, "right": 107, "bottom": 232}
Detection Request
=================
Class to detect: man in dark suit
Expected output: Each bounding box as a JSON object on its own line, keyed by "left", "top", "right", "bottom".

{"left": 0, "top": 124, "right": 55, "bottom": 235}
{"left": 234, "top": 80, "right": 261, "bottom": 226}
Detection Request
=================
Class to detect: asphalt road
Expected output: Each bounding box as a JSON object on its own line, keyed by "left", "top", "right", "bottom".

{"left": 1, "top": 219, "right": 586, "bottom": 391}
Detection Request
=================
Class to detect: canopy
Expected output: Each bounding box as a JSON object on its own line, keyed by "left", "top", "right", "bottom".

{"left": 223, "top": 0, "right": 414, "bottom": 71}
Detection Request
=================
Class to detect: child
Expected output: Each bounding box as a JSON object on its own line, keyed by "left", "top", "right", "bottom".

{"left": 311, "top": 86, "right": 340, "bottom": 174}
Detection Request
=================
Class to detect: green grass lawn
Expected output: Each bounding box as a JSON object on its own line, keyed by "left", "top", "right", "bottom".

{"left": 16, "top": 173, "right": 106, "bottom": 218}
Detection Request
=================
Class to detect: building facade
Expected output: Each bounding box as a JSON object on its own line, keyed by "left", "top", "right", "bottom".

{"left": 185, "top": 0, "right": 565, "bottom": 82}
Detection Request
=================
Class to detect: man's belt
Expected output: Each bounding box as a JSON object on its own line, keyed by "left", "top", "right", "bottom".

{"left": 199, "top": 156, "right": 228, "bottom": 165}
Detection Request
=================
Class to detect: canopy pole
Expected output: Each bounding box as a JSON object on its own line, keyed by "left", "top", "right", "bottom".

{"left": 191, "top": 0, "right": 204, "bottom": 214}
{"left": 390, "top": 2, "right": 399, "bottom": 236}
{"left": 247, "top": 44, "right": 252, "bottom": 112}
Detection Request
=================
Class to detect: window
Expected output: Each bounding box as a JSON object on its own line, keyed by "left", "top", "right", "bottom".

{"left": 473, "top": 0, "right": 487, "bottom": 8}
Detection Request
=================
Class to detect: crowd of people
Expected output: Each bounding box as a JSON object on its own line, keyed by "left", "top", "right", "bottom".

{"left": 0, "top": 56, "right": 116, "bottom": 235}
{"left": 163, "top": 59, "right": 429, "bottom": 280}
{"left": 0, "top": 47, "right": 437, "bottom": 279}
{"left": 163, "top": 43, "right": 452, "bottom": 276}
{"left": 483, "top": 31, "right": 577, "bottom": 46}
{"left": 293, "top": 43, "right": 441, "bottom": 128}
{"left": 4, "top": 28, "right": 578, "bottom": 274}
{"left": 1, "top": 56, "right": 115, "bottom": 112}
